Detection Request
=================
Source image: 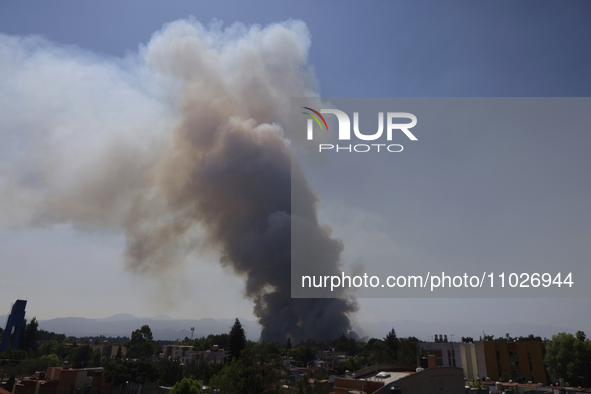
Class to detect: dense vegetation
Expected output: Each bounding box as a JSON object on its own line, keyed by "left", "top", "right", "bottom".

{"left": 2, "top": 317, "right": 590, "bottom": 393}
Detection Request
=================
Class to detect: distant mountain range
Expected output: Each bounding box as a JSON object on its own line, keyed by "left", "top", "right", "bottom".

{"left": 0, "top": 314, "right": 579, "bottom": 342}
{"left": 352, "top": 320, "right": 580, "bottom": 342}
{"left": 0, "top": 314, "right": 261, "bottom": 341}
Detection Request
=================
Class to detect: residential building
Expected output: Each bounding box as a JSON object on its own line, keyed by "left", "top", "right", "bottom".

{"left": 187, "top": 346, "right": 226, "bottom": 365}
{"left": 459, "top": 341, "right": 488, "bottom": 381}
{"left": 459, "top": 340, "right": 547, "bottom": 384}
{"left": 45, "top": 365, "right": 109, "bottom": 394}
{"left": 334, "top": 364, "right": 465, "bottom": 394}
{"left": 88, "top": 345, "right": 126, "bottom": 360}
{"left": 419, "top": 336, "right": 463, "bottom": 368}
{"left": 162, "top": 345, "right": 193, "bottom": 361}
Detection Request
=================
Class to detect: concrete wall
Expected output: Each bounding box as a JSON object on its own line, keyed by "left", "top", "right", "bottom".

{"left": 459, "top": 343, "right": 479, "bottom": 380}
{"left": 334, "top": 378, "right": 384, "bottom": 394}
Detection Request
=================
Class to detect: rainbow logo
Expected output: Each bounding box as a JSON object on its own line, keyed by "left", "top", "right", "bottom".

{"left": 302, "top": 107, "right": 329, "bottom": 131}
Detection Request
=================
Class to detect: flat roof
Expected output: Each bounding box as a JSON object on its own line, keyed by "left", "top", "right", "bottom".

{"left": 360, "top": 371, "right": 413, "bottom": 386}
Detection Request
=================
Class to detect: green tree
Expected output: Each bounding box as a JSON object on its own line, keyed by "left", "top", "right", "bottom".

{"left": 210, "top": 343, "right": 286, "bottom": 394}
{"left": 288, "top": 344, "right": 317, "bottom": 365}
{"left": 342, "top": 357, "right": 363, "bottom": 373}
{"left": 383, "top": 329, "right": 400, "bottom": 362}
{"left": 43, "top": 353, "right": 61, "bottom": 367}
{"left": 544, "top": 332, "right": 591, "bottom": 386}
{"left": 127, "top": 325, "right": 159, "bottom": 360}
{"left": 39, "top": 339, "right": 69, "bottom": 359}
{"left": 18, "top": 317, "right": 40, "bottom": 352}
{"left": 169, "top": 377, "right": 201, "bottom": 394}
{"left": 89, "top": 347, "right": 103, "bottom": 367}
{"left": 228, "top": 319, "right": 246, "bottom": 361}
{"left": 209, "top": 359, "right": 244, "bottom": 394}
{"left": 105, "top": 360, "right": 158, "bottom": 394}
{"left": 156, "top": 358, "right": 184, "bottom": 386}
{"left": 17, "top": 353, "right": 62, "bottom": 375}
{"left": 69, "top": 345, "right": 91, "bottom": 368}
{"left": 333, "top": 334, "right": 358, "bottom": 355}
{"left": 184, "top": 355, "right": 225, "bottom": 386}
{"left": 398, "top": 337, "right": 420, "bottom": 366}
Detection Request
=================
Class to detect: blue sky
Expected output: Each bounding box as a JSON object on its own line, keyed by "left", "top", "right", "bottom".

{"left": 2, "top": 0, "right": 590, "bottom": 97}
{"left": 1, "top": 0, "right": 590, "bottom": 340}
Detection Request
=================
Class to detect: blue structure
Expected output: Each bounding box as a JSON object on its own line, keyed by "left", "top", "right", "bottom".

{"left": 0, "top": 299, "right": 27, "bottom": 352}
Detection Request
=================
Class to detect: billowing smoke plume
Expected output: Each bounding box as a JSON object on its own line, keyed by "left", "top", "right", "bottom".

{"left": 0, "top": 19, "right": 357, "bottom": 342}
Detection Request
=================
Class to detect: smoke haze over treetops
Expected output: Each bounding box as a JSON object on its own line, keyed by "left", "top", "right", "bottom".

{"left": 0, "top": 18, "right": 357, "bottom": 342}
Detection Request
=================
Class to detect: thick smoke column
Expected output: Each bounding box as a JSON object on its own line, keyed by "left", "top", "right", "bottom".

{"left": 0, "top": 19, "right": 357, "bottom": 342}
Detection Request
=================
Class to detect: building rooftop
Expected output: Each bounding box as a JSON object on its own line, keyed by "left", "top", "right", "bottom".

{"left": 360, "top": 371, "right": 413, "bottom": 386}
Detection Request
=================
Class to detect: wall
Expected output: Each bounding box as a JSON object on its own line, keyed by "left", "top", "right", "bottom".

{"left": 374, "top": 367, "right": 465, "bottom": 394}
{"left": 333, "top": 378, "right": 383, "bottom": 394}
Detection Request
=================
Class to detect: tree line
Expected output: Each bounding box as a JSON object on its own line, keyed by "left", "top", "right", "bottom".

{"left": 3, "top": 317, "right": 591, "bottom": 392}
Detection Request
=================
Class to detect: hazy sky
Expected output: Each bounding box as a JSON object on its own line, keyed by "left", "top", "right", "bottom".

{"left": 1, "top": 0, "right": 590, "bottom": 339}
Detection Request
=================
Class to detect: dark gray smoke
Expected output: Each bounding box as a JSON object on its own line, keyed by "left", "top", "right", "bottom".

{"left": 150, "top": 115, "right": 357, "bottom": 342}
{"left": 0, "top": 19, "right": 357, "bottom": 343}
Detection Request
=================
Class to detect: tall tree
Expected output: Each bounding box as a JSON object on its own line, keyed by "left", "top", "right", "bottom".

{"left": 19, "top": 317, "right": 39, "bottom": 352}
{"left": 228, "top": 319, "right": 246, "bottom": 361}
{"left": 383, "top": 328, "right": 400, "bottom": 362}
{"left": 127, "top": 325, "right": 159, "bottom": 360}
{"left": 545, "top": 332, "right": 591, "bottom": 386}
{"left": 398, "top": 337, "right": 420, "bottom": 366}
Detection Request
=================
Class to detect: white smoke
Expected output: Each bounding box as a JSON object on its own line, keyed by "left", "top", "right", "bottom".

{"left": 0, "top": 18, "right": 356, "bottom": 342}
